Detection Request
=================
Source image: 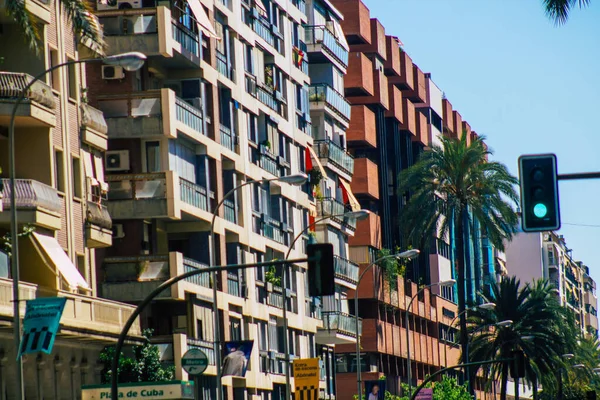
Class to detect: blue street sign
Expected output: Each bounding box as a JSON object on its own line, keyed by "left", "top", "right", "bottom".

{"left": 17, "top": 297, "right": 67, "bottom": 359}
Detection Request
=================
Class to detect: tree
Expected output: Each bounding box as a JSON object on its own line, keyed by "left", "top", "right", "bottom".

{"left": 543, "top": 0, "right": 591, "bottom": 25}
{"left": 98, "top": 329, "right": 175, "bottom": 383}
{"left": 6, "top": 0, "right": 103, "bottom": 53}
{"left": 355, "top": 376, "right": 471, "bottom": 400}
{"left": 398, "top": 132, "right": 519, "bottom": 394}
{"left": 467, "top": 278, "right": 574, "bottom": 400}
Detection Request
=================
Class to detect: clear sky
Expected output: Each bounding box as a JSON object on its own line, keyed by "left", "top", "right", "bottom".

{"left": 363, "top": 0, "right": 600, "bottom": 284}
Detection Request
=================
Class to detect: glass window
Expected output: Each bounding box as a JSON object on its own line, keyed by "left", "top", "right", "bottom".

{"left": 145, "top": 141, "right": 161, "bottom": 172}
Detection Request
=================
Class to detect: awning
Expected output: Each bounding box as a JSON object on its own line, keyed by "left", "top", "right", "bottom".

{"left": 331, "top": 19, "right": 349, "bottom": 51}
{"left": 307, "top": 145, "right": 326, "bottom": 178}
{"left": 338, "top": 177, "right": 360, "bottom": 212}
{"left": 254, "top": 0, "right": 268, "bottom": 17}
{"left": 30, "top": 232, "right": 90, "bottom": 291}
{"left": 82, "top": 150, "right": 98, "bottom": 187}
{"left": 187, "top": 0, "right": 219, "bottom": 39}
{"left": 93, "top": 154, "right": 108, "bottom": 192}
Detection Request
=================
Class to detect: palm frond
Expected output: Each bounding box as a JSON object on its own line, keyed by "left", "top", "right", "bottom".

{"left": 61, "top": 0, "right": 105, "bottom": 49}
{"left": 6, "top": 0, "right": 42, "bottom": 53}
{"left": 543, "top": 0, "right": 591, "bottom": 25}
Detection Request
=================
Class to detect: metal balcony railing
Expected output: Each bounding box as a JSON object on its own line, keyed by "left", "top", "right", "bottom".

{"left": 263, "top": 215, "right": 286, "bottom": 244}
{"left": 0, "top": 72, "right": 55, "bottom": 110}
{"left": 321, "top": 311, "right": 361, "bottom": 337}
{"left": 80, "top": 103, "right": 108, "bottom": 134}
{"left": 223, "top": 198, "right": 237, "bottom": 224}
{"left": 317, "top": 197, "right": 356, "bottom": 230}
{"left": 175, "top": 96, "right": 204, "bottom": 135}
{"left": 268, "top": 291, "right": 284, "bottom": 309}
{"left": 258, "top": 145, "right": 280, "bottom": 176}
{"left": 313, "top": 139, "right": 354, "bottom": 175}
{"left": 1, "top": 179, "right": 61, "bottom": 213}
{"left": 334, "top": 255, "right": 359, "bottom": 285}
{"left": 187, "top": 338, "right": 216, "bottom": 365}
{"left": 219, "top": 124, "right": 235, "bottom": 152}
{"left": 86, "top": 200, "right": 112, "bottom": 230}
{"left": 183, "top": 257, "right": 211, "bottom": 288}
{"left": 172, "top": 20, "right": 200, "bottom": 57}
{"left": 216, "top": 51, "right": 234, "bottom": 81}
{"left": 291, "top": 0, "right": 306, "bottom": 14}
{"left": 179, "top": 177, "right": 209, "bottom": 212}
{"left": 304, "top": 25, "right": 349, "bottom": 67}
{"left": 308, "top": 83, "right": 351, "bottom": 121}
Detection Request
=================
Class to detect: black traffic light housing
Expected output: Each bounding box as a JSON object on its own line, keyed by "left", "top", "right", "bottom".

{"left": 519, "top": 154, "right": 561, "bottom": 232}
{"left": 307, "top": 243, "right": 335, "bottom": 297}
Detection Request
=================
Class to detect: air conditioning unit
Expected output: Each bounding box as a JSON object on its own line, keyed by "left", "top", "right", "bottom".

{"left": 97, "top": 0, "right": 141, "bottom": 11}
{"left": 102, "top": 65, "right": 125, "bottom": 80}
{"left": 105, "top": 150, "right": 130, "bottom": 171}
{"left": 113, "top": 224, "right": 125, "bottom": 239}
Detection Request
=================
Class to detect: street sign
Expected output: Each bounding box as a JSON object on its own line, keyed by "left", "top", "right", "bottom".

{"left": 18, "top": 297, "right": 67, "bottom": 359}
{"left": 182, "top": 349, "right": 209, "bottom": 376}
{"left": 293, "top": 358, "right": 320, "bottom": 400}
{"left": 415, "top": 388, "right": 433, "bottom": 400}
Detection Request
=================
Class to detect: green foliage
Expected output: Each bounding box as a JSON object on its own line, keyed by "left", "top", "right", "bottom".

{"left": 308, "top": 167, "right": 323, "bottom": 187}
{"left": 265, "top": 262, "right": 281, "bottom": 286}
{"left": 543, "top": 0, "right": 591, "bottom": 25}
{"left": 377, "top": 248, "right": 407, "bottom": 290}
{"left": 1, "top": 225, "right": 35, "bottom": 257}
{"left": 354, "top": 376, "right": 471, "bottom": 400}
{"left": 98, "top": 329, "right": 175, "bottom": 384}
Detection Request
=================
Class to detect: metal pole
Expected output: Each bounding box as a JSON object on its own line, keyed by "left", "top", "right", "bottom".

{"left": 8, "top": 59, "right": 93, "bottom": 400}
{"left": 110, "top": 257, "right": 308, "bottom": 400}
{"left": 557, "top": 172, "right": 600, "bottom": 180}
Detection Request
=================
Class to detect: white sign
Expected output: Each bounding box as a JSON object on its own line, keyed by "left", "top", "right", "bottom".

{"left": 182, "top": 348, "right": 209, "bottom": 376}
{"left": 81, "top": 381, "right": 194, "bottom": 400}
{"left": 415, "top": 388, "right": 433, "bottom": 400}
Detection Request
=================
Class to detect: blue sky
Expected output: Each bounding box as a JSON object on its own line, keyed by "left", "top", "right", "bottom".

{"left": 364, "top": 0, "right": 600, "bottom": 284}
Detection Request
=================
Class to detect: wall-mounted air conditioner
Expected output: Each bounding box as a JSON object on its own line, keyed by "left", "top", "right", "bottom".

{"left": 105, "top": 150, "right": 130, "bottom": 171}
{"left": 97, "top": 0, "right": 141, "bottom": 11}
{"left": 102, "top": 65, "right": 125, "bottom": 80}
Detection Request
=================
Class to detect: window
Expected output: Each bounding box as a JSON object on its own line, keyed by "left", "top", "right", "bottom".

{"left": 230, "top": 317, "right": 242, "bottom": 341}
{"left": 257, "top": 320, "right": 268, "bottom": 351}
{"left": 67, "top": 57, "right": 78, "bottom": 100}
{"left": 145, "top": 141, "right": 161, "bottom": 172}
{"left": 71, "top": 156, "right": 82, "bottom": 198}
{"left": 247, "top": 112, "right": 257, "bottom": 143}
{"left": 49, "top": 48, "right": 60, "bottom": 90}
{"left": 244, "top": 43, "right": 254, "bottom": 74}
{"left": 54, "top": 149, "right": 65, "bottom": 192}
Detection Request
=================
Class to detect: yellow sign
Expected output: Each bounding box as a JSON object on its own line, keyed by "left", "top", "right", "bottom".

{"left": 293, "top": 358, "right": 320, "bottom": 400}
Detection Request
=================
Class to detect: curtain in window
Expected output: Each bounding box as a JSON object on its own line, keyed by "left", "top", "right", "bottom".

{"left": 168, "top": 139, "right": 196, "bottom": 182}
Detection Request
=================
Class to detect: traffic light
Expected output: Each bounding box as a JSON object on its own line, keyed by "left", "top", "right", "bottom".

{"left": 510, "top": 350, "right": 526, "bottom": 378}
{"left": 518, "top": 154, "right": 561, "bottom": 232}
{"left": 307, "top": 243, "right": 335, "bottom": 297}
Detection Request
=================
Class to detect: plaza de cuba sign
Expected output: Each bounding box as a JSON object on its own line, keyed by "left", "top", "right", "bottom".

{"left": 82, "top": 381, "right": 194, "bottom": 400}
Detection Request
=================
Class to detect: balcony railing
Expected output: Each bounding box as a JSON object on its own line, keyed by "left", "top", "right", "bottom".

{"left": 304, "top": 25, "right": 349, "bottom": 67}
{"left": 253, "top": 17, "right": 274, "bottom": 48}
{"left": 321, "top": 311, "right": 361, "bottom": 337}
{"left": 223, "top": 198, "right": 237, "bottom": 224}
{"left": 258, "top": 145, "right": 280, "bottom": 176}
{"left": 263, "top": 215, "right": 286, "bottom": 244}
{"left": 267, "top": 290, "right": 284, "bottom": 309}
{"left": 80, "top": 103, "right": 108, "bottom": 134}
{"left": 317, "top": 198, "right": 356, "bottom": 230}
{"left": 175, "top": 96, "right": 204, "bottom": 135}
{"left": 0, "top": 72, "right": 55, "bottom": 109}
{"left": 172, "top": 20, "right": 200, "bottom": 57}
{"left": 334, "top": 255, "right": 359, "bottom": 285}
{"left": 292, "top": 44, "right": 309, "bottom": 75}
{"left": 256, "top": 84, "right": 287, "bottom": 118}
{"left": 183, "top": 257, "right": 211, "bottom": 288}
{"left": 1, "top": 179, "right": 61, "bottom": 213}
{"left": 107, "top": 173, "right": 166, "bottom": 200}
{"left": 313, "top": 139, "right": 354, "bottom": 175}
{"left": 86, "top": 200, "right": 112, "bottom": 230}
{"left": 309, "top": 83, "right": 351, "bottom": 121}
{"left": 291, "top": 0, "right": 306, "bottom": 14}
{"left": 219, "top": 124, "right": 235, "bottom": 152}
{"left": 179, "top": 177, "right": 209, "bottom": 212}
{"left": 187, "top": 338, "right": 216, "bottom": 365}
{"left": 216, "top": 51, "right": 234, "bottom": 81}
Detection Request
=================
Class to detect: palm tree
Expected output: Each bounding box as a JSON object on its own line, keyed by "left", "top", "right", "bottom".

{"left": 6, "top": 0, "right": 103, "bottom": 53}
{"left": 543, "top": 0, "right": 591, "bottom": 24}
{"left": 398, "top": 132, "right": 519, "bottom": 392}
{"left": 467, "top": 278, "right": 575, "bottom": 400}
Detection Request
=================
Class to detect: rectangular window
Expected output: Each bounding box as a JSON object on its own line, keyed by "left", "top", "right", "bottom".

{"left": 247, "top": 113, "right": 257, "bottom": 143}
{"left": 67, "top": 57, "right": 78, "bottom": 100}
{"left": 229, "top": 317, "right": 242, "bottom": 341}
{"left": 244, "top": 43, "right": 254, "bottom": 74}
{"left": 49, "top": 48, "right": 60, "bottom": 90}
{"left": 54, "top": 149, "right": 65, "bottom": 192}
{"left": 71, "top": 156, "right": 82, "bottom": 198}
{"left": 145, "top": 141, "right": 161, "bottom": 172}
{"left": 257, "top": 320, "right": 268, "bottom": 351}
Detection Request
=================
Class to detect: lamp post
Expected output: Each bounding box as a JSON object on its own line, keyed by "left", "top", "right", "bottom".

{"left": 7, "top": 51, "right": 146, "bottom": 400}
{"left": 282, "top": 209, "right": 370, "bottom": 400}
{"left": 355, "top": 249, "right": 421, "bottom": 399}
{"left": 406, "top": 278, "right": 456, "bottom": 393}
{"left": 208, "top": 173, "right": 307, "bottom": 400}
{"left": 557, "top": 354, "right": 576, "bottom": 400}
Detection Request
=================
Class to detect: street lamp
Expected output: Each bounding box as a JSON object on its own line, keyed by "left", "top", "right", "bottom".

{"left": 8, "top": 51, "right": 146, "bottom": 400}
{"left": 208, "top": 173, "right": 307, "bottom": 400}
{"left": 354, "top": 250, "right": 420, "bottom": 399}
{"left": 406, "top": 278, "right": 455, "bottom": 392}
{"left": 282, "top": 209, "right": 369, "bottom": 400}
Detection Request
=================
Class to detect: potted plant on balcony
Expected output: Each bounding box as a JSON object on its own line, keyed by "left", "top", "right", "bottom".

{"left": 378, "top": 246, "right": 408, "bottom": 291}
{"left": 265, "top": 261, "right": 281, "bottom": 291}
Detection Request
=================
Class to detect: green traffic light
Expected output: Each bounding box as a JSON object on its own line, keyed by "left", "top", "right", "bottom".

{"left": 533, "top": 203, "right": 548, "bottom": 218}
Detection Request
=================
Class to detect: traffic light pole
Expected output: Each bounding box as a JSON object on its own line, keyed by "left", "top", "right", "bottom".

{"left": 557, "top": 172, "right": 600, "bottom": 180}
{"left": 110, "top": 257, "right": 311, "bottom": 400}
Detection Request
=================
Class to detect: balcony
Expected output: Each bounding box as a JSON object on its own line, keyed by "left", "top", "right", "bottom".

{"left": 292, "top": 45, "right": 310, "bottom": 75}
{"left": 313, "top": 139, "right": 354, "bottom": 177}
{"left": 262, "top": 215, "right": 288, "bottom": 245}
{"left": 317, "top": 311, "right": 361, "bottom": 345}
{"left": 223, "top": 198, "right": 237, "bottom": 224}
{"left": 187, "top": 337, "right": 217, "bottom": 366}
{"left": 107, "top": 172, "right": 169, "bottom": 220}
{"left": 0, "top": 278, "right": 141, "bottom": 337}
{"left": 86, "top": 200, "right": 112, "bottom": 248}
{"left": 219, "top": 124, "right": 236, "bottom": 152}
{"left": 347, "top": 105, "right": 376, "bottom": 148}
{"left": 349, "top": 212, "right": 381, "bottom": 249}
{"left": 309, "top": 83, "right": 351, "bottom": 123}
{"left": 334, "top": 256, "right": 359, "bottom": 288}
{"left": 102, "top": 252, "right": 211, "bottom": 303}
{"left": 255, "top": 81, "right": 288, "bottom": 118}
{"left": 345, "top": 52, "right": 374, "bottom": 97}
{"left": 351, "top": 157, "right": 379, "bottom": 200}
{"left": 216, "top": 51, "right": 234, "bottom": 81}
{"left": 317, "top": 198, "right": 356, "bottom": 231}
{"left": 252, "top": 145, "right": 281, "bottom": 177}
{"left": 305, "top": 25, "right": 349, "bottom": 68}
{"left": 97, "top": 89, "right": 206, "bottom": 140}
{"left": 291, "top": 0, "right": 306, "bottom": 14}
{"left": 80, "top": 103, "right": 108, "bottom": 151}
{"left": 179, "top": 177, "right": 210, "bottom": 213}
{"left": 0, "top": 179, "right": 61, "bottom": 230}
{"left": 99, "top": 6, "right": 200, "bottom": 67}
{"left": 0, "top": 72, "right": 56, "bottom": 127}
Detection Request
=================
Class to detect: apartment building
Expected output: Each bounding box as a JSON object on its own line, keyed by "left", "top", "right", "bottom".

{"left": 0, "top": 2, "right": 142, "bottom": 399}
{"left": 88, "top": 0, "right": 361, "bottom": 398}
{"left": 505, "top": 230, "right": 599, "bottom": 338}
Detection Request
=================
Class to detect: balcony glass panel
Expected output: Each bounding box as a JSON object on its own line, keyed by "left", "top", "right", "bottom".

{"left": 309, "top": 83, "right": 351, "bottom": 121}
{"left": 179, "top": 177, "right": 209, "bottom": 211}
{"left": 321, "top": 311, "right": 361, "bottom": 336}
{"left": 220, "top": 124, "right": 235, "bottom": 152}
{"left": 223, "top": 198, "right": 237, "bottom": 224}
{"left": 216, "top": 51, "right": 234, "bottom": 80}
{"left": 313, "top": 139, "right": 354, "bottom": 175}
{"left": 253, "top": 18, "right": 274, "bottom": 47}
{"left": 263, "top": 216, "right": 286, "bottom": 244}
{"left": 187, "top": 338, "right": 216, "bottom": 365}
{"left": 175, "top": 97, "right": 204, "bottom": 135}
{"left": 258, "top": 145, "right": 280, "bottom": 176}
{"left": 334, "top": 255, "right": 359, "bottom": 284}
{"left": 183, "top": 257, "right": 211, "bottom": 288}
{"left": 317, "top": 198, "right": 356, "bottom": 230}
{"left": 304, "top": 25, "right": 349, "bottom": 67}
{"left": 172, "top": 20, "right": 200, "bottom": 56}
